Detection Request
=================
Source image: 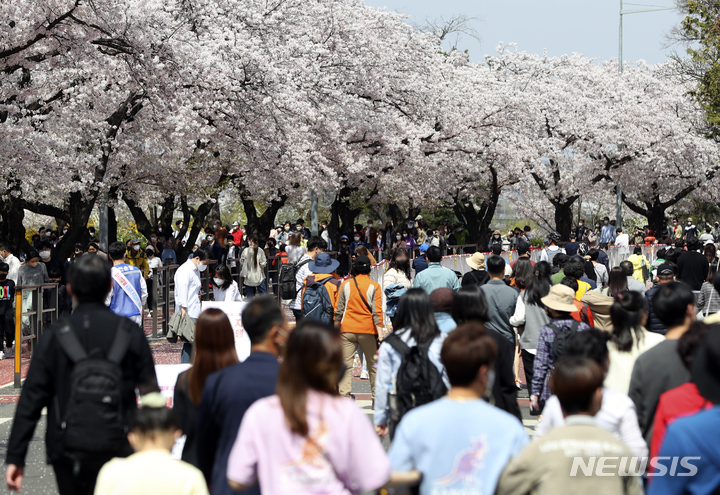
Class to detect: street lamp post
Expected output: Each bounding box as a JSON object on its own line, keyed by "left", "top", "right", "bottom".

{"left": 616, "top": 1, "right": 675, "bottom": 230}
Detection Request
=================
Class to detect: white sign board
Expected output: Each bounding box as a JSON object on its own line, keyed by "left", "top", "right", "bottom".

{"left": 201, "top": 301, "right": 251, "bottom": 362}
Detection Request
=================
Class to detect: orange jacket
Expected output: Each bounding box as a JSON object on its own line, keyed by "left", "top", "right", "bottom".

{"left": 334, "top": 274, "right": 383, "bottom": 334}
{"left": 301, "top": 273, "right": 341, "bottom": 312}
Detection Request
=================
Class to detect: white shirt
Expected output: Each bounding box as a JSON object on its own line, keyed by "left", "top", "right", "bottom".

{"left": 147, "top": 257, "right": 163, "bottom": 278}
{"left": 174, "top": 259, "right": 203, "bottom": 318}
{"left": 536, "top": 387, "right": 648, "bottom": 459}
{"left": 508, "top": 296, "right": 536, "bottom": 355}
{"left": 605, "top": 329, "right": 665, "bottom": 395}
{"left": 539, "top": 245, "right": 565, "bottom": 263}
{"left": 615, "top": 233, "right": 629, "bottom": 247}
{"left": 212, "top": 281, "right": 243, "bottom": 302}
{"left": 321, "top": 230, "right": 332, "bottom": 251}
{"left": 383, "top": 268, "right": 412, "bottom": 291}
{"left": 290, "top": 254, "right": 313, "bottom": 309}
{"left": 2, "top": 254, "right": 20, "bottom": 285}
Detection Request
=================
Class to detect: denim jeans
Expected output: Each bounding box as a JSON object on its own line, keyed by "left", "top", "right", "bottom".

{"left": 244, "top": 281, "right": 267, "bottom": 299}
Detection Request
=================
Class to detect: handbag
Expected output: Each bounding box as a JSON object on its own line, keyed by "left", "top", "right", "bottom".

{"left": 641, "top": 259, "right": 650, "bottom": 283}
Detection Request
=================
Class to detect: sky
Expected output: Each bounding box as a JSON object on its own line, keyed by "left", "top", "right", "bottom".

{"left": 363, "top": 0, "right": 682, "bottom": 64}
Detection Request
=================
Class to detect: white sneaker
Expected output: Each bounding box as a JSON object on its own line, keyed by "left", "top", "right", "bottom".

{"left": 360, "top": 369, "right": 369, "bottom": 380}
{"left": 0, "top": 351, "right": 5, "bottom": 360}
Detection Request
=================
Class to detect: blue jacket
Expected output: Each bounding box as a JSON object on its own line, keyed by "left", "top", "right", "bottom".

{"left": 195, "top": 353, "right": 279, "bottom": 495}
{"left": 414, "top": 262, "right": 460, "bottom": 293}
{"left": 412, "top": 256, "right": 428, "bottom": 274}
{"left": 108, "top": 263, "right": 145, "bottom": 318}
{"left": 649, "top": 407, "right": 720, "bottom": 495}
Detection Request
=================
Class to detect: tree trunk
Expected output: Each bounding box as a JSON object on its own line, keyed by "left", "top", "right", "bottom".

{"left": 240, "top": 194, "right": 287, "bottom": 244}
{"left": 178, "top": 196, "right": 215, "bottom": 261}
{"left": 108, "top": 206, "right": 118, "bottom": 244}
{"left": 0, "top": 181, "right": 32, "bottom": 255}
{"left": 158, "top": 196, "right": 176, "bottom": 238}
{"left": 553, "top": 198, "right": 577, "bottom": 241}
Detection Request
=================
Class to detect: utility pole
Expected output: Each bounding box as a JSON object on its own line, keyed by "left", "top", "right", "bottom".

{"left": 617, "top": 0, "right": 675, "bottom": 230}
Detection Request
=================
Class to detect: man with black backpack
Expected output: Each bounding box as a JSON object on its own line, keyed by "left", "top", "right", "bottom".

{"left": 6, "top": 255, "right": 158, "bottom": 495}
{"left": 530, "top": 284, "right": 590, "bottom": 414}
{"left": 301, "top": 252, "right": 341, "bottom": 324}
{"left": 285, "top": 236, "right": 326, "bottom": 322}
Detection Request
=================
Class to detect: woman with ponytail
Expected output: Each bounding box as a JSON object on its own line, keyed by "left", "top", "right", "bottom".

{"left": 239, "top": 234, "right": 268, "bottom": 298}
{"left": 605, "top": 291, "right": 665, "bottom": 394}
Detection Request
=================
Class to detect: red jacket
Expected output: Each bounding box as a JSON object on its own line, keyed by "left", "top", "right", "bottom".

{"left": 650, "top": 382, "right": 712, "bottom": 461}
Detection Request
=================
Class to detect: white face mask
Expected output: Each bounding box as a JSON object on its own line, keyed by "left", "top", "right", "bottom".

{"left": 396, "top": 235, "right": 401, "bottom": 240}
{"left": 198, "top": 262, "right": 208, "bottom": 272}
{"left": 45, "top": 232, "right": 52, "bottom": 237}
{"left": 133, "top": 245, "right": 140, "bottom": 251}
{"left": 354, "top": 236, "right": 360, "bottom": 242}
{"left": 322, "top": 225, "right": 327, "bottom": 230}
{"left": 213, "top": 277, "right": 224, "bottom": 286}
{"left": 285, "top": 226, "right": 290, "bottom": 231}
{"left": 403, "top": 234, "right": 408, "bottom": 238}
{"left": 296, "top": 226, "right": 303, "bottom": 232}
{"left": 63, "top": 229, "right": 68, "bottom": 235}
{"left": 39, "top": 250, "right": 51, "bottom": 260}
{"left": 150, "top": 237, "right": 156, "bottom": 242}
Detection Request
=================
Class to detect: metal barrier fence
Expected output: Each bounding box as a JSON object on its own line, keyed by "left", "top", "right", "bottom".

{"left": 14, "top": 284, "right": 60, "bottom": 387}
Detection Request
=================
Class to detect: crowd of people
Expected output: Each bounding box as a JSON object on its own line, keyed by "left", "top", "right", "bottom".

{"left": 3, "top": 214, "right": 720, "bottom": 494}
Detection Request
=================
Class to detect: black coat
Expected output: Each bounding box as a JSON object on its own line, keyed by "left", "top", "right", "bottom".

{"left": 488, "top": 328, "right": 522, "bottom": 422}
{"left": 6, "top": 302, "right": 157, "bottom": 466}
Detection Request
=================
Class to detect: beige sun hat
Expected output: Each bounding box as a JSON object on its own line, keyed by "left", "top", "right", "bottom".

{"left": 541, "top": 285, "right": 577, "bottom": 313}
{"left": 467, "top": 252, "right": 486, "bottom": 271}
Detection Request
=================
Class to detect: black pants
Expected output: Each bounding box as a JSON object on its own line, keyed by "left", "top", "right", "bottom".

{"left": 292, "top": 309, "right": 303, "bottom": 325}
{"left": 145, "top": 278, "right": 154, "bottom": 310}
{"left": 1, "top": 313, "right": 13, "bottom": 348}
{"left": 521, "top": 349, "right": 535, "bottom": 398}
{"left": 53, "top": 458, "right": 108, "bottom": 495}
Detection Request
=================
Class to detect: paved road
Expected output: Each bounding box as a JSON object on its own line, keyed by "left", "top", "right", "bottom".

{"left": 0, "top": 328, "right": 538, "bottom": 494}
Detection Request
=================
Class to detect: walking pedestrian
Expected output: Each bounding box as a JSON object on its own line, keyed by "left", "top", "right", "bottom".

{"left": 196, "top": 297, "right": 287, "bottom": 495}
{"left": 226, "top": 321, "right": 390, "bottom": 494}
{"left": 174, "top": 248, "right": 213, "bottom": 363}
{"left": 5, "top": 255, "right": 158, "bottom": 495}
{"left": 335, "top": 255, "right": 383, "bottom": 402}
{"left": 106, "top": 241, "right": 148, "bottom": 326}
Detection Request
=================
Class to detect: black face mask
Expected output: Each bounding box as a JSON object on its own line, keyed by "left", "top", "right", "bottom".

{"left": 0, "top": 274, "right": 6, "bottom": 281}
{"left": 396, "top": 259, "right": 408, "bottom": 268}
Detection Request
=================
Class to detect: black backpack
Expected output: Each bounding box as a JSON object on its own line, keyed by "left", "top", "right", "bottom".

{"left": 279, "top": 259, "right": 311, "bottom": 300}
{"left": 384, "top": 333, "right": 447, "bottom": 424}
{"left": 549, "top": 320, "right": 580, "bottom": 360}
{"left": 55, "top": 317, "right": 132, "bottom": 454}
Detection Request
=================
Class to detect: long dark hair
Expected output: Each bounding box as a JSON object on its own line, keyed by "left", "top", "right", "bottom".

{"left": 607, "top": 267, "right": 628, "bottom": 297}
{"left": 276, "top": 321, "right": 342, "bottom": 436}
{"left": 610, "top": 291, "right": 648, "bottom": 352}
{"left": 451, "top": 285, "right": 489, "bottom": 324}
{"left": 248, "top": 234, "right": 259, "bottom": 267}
{"left": 511, "top": 258, "right": 534, "bottom": 290}
{"left": 212, "top": 264, "right": 232, "bottom": 290}
{"left": 186, "top": 309, "right": 239, "bottom": 404}
{"left": 393, "top": 289, "right": 440, "bottom": 345}
{"left": 389, "top": 248, "right": 411, "bottom": 279}
{"left": 525, "top": 261, "right": 552, "bottom": 306}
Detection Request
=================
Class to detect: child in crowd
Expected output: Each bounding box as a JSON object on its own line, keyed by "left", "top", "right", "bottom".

{"left": 94, "top": 393, "right": 208, "bottom": 495}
